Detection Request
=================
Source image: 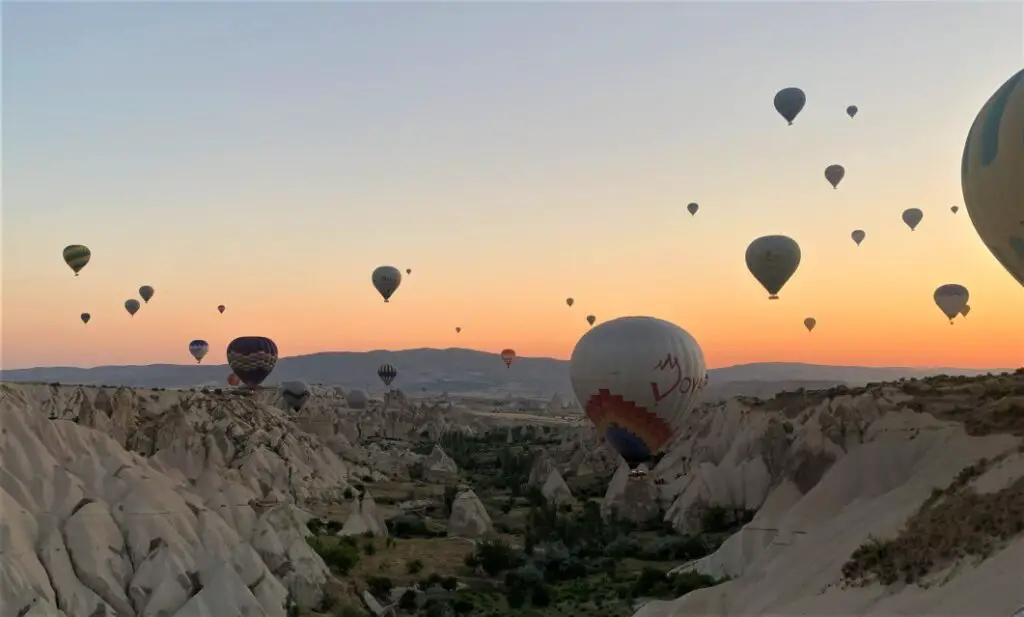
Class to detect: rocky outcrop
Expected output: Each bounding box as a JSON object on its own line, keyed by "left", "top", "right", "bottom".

{"left": 339, "top": 491, "right": 388, "bottom": 537}
{"left": 421, "top": 445, "right": 459, "bottom": 483}
{"left": 601, "top": 463, "right": 661, "bottom": 523}
{"left": 541, "top": 469, "right": 576, "bottom": 507}
{"left": 447, "top": 489, "right": 494, "bottom": 540}
{"left": 0, "top": 383, "right": 331, "bottom": 617}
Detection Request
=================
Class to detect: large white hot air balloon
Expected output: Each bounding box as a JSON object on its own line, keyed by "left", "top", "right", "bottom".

{"left": 372, "top": 266, "right": 402, "bottom": 302}
{"left": 902, "top": 208, "right": 924, "bottom": 231}
{"left": 745, "top": 235, "right": 801, "bottom": 300}
{"left": 933, "top": 284, "right": 969, "bottom": 324}
{"left": 961, "top": 69, "right": 1024, "bottom": 288}
{"left": 569, "top": 316, "right": 707, "bottom": 477}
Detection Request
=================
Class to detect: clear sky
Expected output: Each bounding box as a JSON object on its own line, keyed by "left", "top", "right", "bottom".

{"left": 3, "top": 2, "right": 1022, "bottom": 370}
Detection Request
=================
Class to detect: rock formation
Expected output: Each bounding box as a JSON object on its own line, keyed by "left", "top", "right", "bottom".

{"left": 447, "top": 489, "right": 494, "bottom": 540}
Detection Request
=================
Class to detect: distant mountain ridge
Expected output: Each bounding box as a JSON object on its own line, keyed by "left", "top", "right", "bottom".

{"left": 0, "top": 348, "right": 1010, "bottom": 400}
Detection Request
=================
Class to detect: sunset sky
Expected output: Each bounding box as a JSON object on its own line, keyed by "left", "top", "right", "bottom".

{"left": 3, "top": 2, "right": 1022, "bottom": 370}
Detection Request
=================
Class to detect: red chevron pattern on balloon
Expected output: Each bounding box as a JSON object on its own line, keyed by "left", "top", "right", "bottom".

{"left": 584, "top": 389, "right": 673, "bottom": 452}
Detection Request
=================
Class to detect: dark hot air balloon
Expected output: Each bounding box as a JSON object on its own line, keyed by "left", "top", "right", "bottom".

{"left": 217, "top": 305, "right": 226, "bottom": 314}
{"left": 80, "top": 313, "right": 91, "bottom": 325}
{"left": 227, "top": 374, "right": 241, "bottom": 387}
{"left": 139, "top": 286, "right": 155, "bottom": 303}
{"left": 63, "top": 245, "right": 91, "bottom": 277}
{"left": 378, "top": 363, "right": 397, "bottom": 387}
{"left": 226, "top": 336, "right": 278, "bottom": 388}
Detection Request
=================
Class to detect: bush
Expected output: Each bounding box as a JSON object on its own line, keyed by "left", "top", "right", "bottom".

{"left": 465, "top": 539, "right": 522, "bottom": 576}
{"left": 398, "top": 589, "right": 417, "bottom": 610}
{"left": 366, "top": 576, "right": 393, "bottom": 600}
{"left": 406, "top": 559, "right": 424, "bottom": 574}
{"left": 531, "top": 583, "right": 552, "bottom": 607}
{"left": 306, "top": 538, "right": 360, "bottom": 574}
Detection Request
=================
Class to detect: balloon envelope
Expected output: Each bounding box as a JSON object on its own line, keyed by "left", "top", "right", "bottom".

{"left": 217, "top": 305, "right": 226, "bottom": 314}
{"left": 961, "top": 304, "right": 971, "bottom": 317}
{"left": 124, "top": 299, "right": 141, "bottom": 316}
{"left": 80, "top": 313, "right": 90, "bottom": 325}
{"left": 566, "top": 297, "right": 574, "bottom": 307}
{"left": 569, "top": 316, "right": 707, "bottom": 469}
{"left": 846, "top": 105, "right": 858, "bottom": 118}
{"left": 950, "top": 205, "right": 959, "bottom": 214}
{"left": 500, "top": 348, "right": 516, "bottom": 368}
{"left": 687, "top": 202, "right": 699, "bottom": 216}
{"left": 745, "top": 235, "right": 801, "bottom": 299}
{"left": 189, "top": 339, "right": 210, "bottom": 363}
{"left": 961, "top": 69, "right": 1024, "bottom": 287}
{"left": 139, "top": 286, "right": 154, "bottom": 303}
{"left": 902, "top": 208, "right": 924, "bottom": 231}
{"left": 63, "top": 245, "right": 91, "bottom": 276}
{"left": 825, "top": 164, "right": 845, "bottom": 189}
{"left": 281, "top": 380, "right": 311, "bottom": 412}
{"left": 372, "top": 266, "right": 402, "bottom": 302}
{"left": 378, "top": 363, "right": 397, "bottom": 386}
{"left": 455, "top": 327, "right": 461, "bottom": 333}
{"left": 933, "top": 284, "right": 969, "bottom": 322}
{"left": 851, "top": 230, "right": 866, "bottom": 246}
{"left": 773, "top": 87, "right": 806, "bottom": 125}
{"left": 226, "top": 336, "right": 279, "bottom": 387}
{"left": 804, "top": 317, "right": 816, "bottom": 332}
{"left": 587, "top": 315, "right": 596, "bottom": 326}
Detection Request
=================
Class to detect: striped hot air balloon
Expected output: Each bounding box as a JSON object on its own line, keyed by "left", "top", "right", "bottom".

{"left": 378, "top": 363, "right": 397, "bottom": 387}
{"left": 189, "top": 339, "right": 210, "bottom": 363}
{"left": 63, "top": 245, "right": 91, "bottom": 276}
{"left": 226, "top": 336, "right": 278, "bottom": 388}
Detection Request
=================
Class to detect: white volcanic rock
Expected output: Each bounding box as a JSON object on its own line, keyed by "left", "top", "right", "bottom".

{"left": 447, "top": 489, "right": 494, "bottom": 540}
{"left": 339, "top": 491, "right": 388, "bottom": 538}
{"left": 421, "top": 444, "right": 459, "bottom": 482}
{"left": 0, "top": 383, "right": 331, "bottom": 617}
{"left": 601, "top": 463, "right": 661, "bottom": 523}
{"left": 540, "top": 469, "right": 576, "bottom": 507}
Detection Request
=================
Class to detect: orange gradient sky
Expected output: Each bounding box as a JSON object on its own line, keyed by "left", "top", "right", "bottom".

{"left": 3, "top": 3, "right": 1023, "bottom": 370}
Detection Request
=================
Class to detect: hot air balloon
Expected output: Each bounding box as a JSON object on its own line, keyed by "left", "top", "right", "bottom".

{"left": 774, "top": 87, "right": 806, "bottom": 125}
{"left": 226, "top": 336, "right": 279, "bottom": 388}
{"left": 217, "top": 305, "right": 226, "bottom": 314}
{"left": 63, "top": 245, "right": 91, "bottom": 277}
{"left": 372, "top": 266, "right": 402, "bottom": 302}
{"left": 951, "top": 205, "right": 959, "bottom": 214}
{"left": 80, "top": 313, "right": 90, "bottom": 325}
{"left": 569, "top": 316, "right": 707, "bottom": 476}
{"left": 825, "top": 164, "right": 845, "bottom": 190}
{"left": 902, "top": 208, "right": 924, "bottom": 231}
{"left": 139, "top": 286, "right": 155, "bottom": 303}
{"left": 455, "top": 327, "right": 461, "bottom": 333}
{"left": 851, "top": 230, "right": 866, "bottom": 246}
{"left": 846, "top": 105, "right": 858, "bottom": 118}
{"left": 378, "top": 363, "right": 397, "bottom": 387}
{"left": 933, "top": 284, "right": 969, "bottom": 324}
{"left": 346, "top": 388, "right": 368, "bottom": 409}
{"left": 281, "top": 380, "right": 310, "bottom": 412}
{"left": 227, "top": 373, "right": 241, "bottom": 387}
{"left": 587, "top": 315, "right": 596, "bottom": 326}
{"left": 961, "top": 304, "right": 971, "bottom": 317}
{"left": 804, "top": 317, "right": 816, "bottom": 332}
{"left": 961, "top": 69, "right": 1024, "bottom": 288}
{"left": 745, "top": 235, "right": 801, "bottom": 300}
{"left": 406, "top": 268, "right": 412, "bottom": 275}
{"left": 125, "top": 299, "right": 141, "bottom": 317}
{"left": 687, "top": 202, "right": 699, "bottom": 216}
{"left": 189, "top": 339, "right": 209, "bottom": 363}
{"left": 566, "top": 297, "right": 574, "bottom": 307}
{"left": 500, "top": 349, "right": 516, "bottom": 368}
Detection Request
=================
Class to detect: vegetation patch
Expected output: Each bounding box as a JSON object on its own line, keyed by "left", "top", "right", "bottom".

{"left": 843, "top": 455, "right": 1024, "bottom": 586}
